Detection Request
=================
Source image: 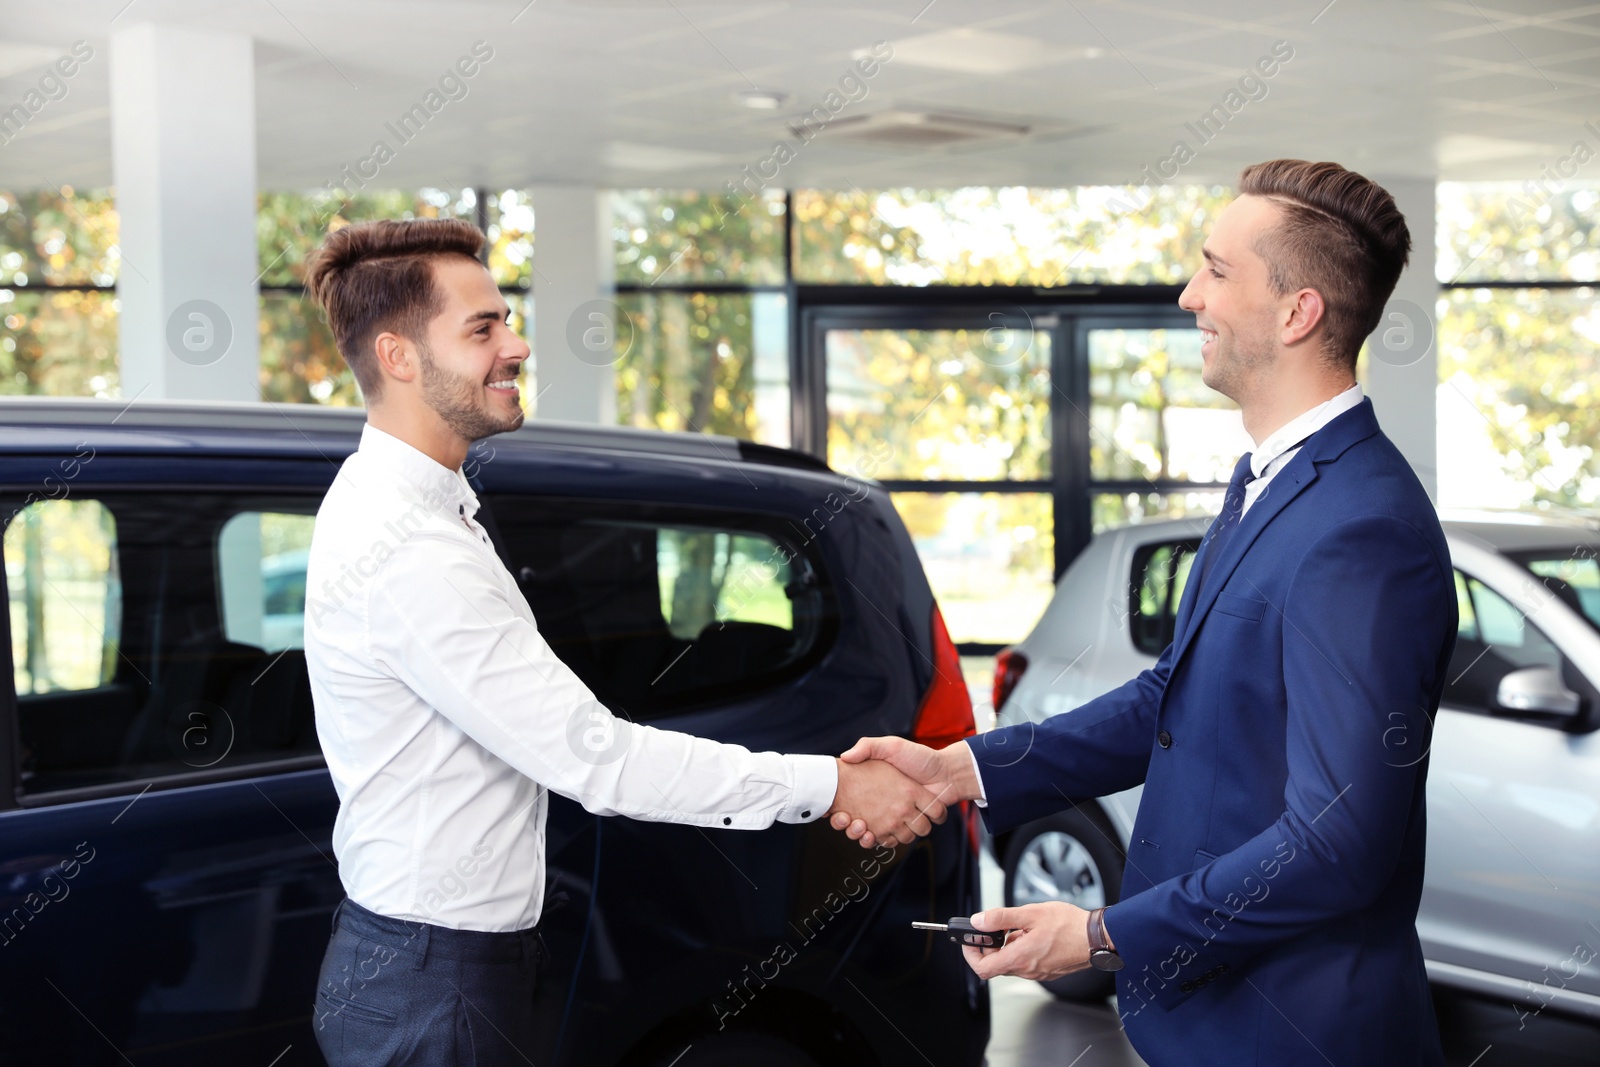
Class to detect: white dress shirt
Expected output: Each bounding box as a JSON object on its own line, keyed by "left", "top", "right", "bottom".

{"left": 1239, "top": 382, "right": 1364, "bottom": 518}
{"left": 966, "top": 383, "right": 1365, "bottom": 803}
{"left": 305, "top": 424, "right": 837, "bottom": 932}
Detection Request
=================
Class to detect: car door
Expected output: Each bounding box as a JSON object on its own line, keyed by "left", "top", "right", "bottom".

{"left": 480, "top": 493, "right": 847, "bottom": 1061}
{"left": 0, "top": 457, "right": 344, "bottom": 1067}
{"left": 1420, "top": 564, "right": 1600, "bottom": 1008}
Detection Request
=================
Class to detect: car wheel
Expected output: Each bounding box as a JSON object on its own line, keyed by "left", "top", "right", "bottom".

{"left": 649, "top": 1031, "right": 822, "bottom": 1067}
{"left": 1001, "top": 807, "right": 1126, "bottom": 1002}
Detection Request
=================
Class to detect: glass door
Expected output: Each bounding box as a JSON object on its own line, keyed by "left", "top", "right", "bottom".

{"left": 1081, "top": 316, "right": 1249, "bottom": 531}
{"left": 798, "top": 302, "right": 1245, "bottom": 660}
{"left": 806, "top": 310, "right": 1056, "bottom": 655}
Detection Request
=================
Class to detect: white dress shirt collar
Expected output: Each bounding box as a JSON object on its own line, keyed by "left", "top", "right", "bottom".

{"left": 358, "top": 422, "right": 481, "bottom": 523}
{"left": 1248, "top": 382, "right": 1364, "bottom": 480}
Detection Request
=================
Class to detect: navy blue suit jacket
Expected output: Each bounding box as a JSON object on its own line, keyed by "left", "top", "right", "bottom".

{"left": 970, "top": 399, "right": 1456, "bottom": 1066}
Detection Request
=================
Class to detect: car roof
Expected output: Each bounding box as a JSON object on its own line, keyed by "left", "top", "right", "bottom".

{"left": 0, "top": 396, "right": 828, "bottom": 473}
{"left": 1093, "top": 508, "right": 1600, "bottom": 554}
{"left": 1438, "top": 508, "right": 1600, "bottom": 553}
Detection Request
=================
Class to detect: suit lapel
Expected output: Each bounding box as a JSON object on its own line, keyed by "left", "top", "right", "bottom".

{"left": 1169, "top": 398, "right": 1382, "bottom": 669}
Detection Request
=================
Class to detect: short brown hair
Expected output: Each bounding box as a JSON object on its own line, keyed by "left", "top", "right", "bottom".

{"left": 1236, "top": 160, "right": 1410, "bottom": 370}
{"left": 305, "top": 218, "right": 485, "bottom": 401}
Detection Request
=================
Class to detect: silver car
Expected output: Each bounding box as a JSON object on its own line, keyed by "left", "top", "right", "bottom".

{"left": 990, "top": 510, "right": 1600, "bottom": 1016}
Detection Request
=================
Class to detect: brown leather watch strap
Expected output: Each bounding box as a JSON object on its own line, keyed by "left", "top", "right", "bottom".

{"left": 1088, "top": 907, "right": 1124, "bottom": 971}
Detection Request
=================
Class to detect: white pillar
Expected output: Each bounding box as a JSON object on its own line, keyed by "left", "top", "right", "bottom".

{"left": 1363, "top": 176, "right": 1438, "bottom": 500}
{"left": 111, "top": 24, "right": 258, "bottom": 401}
{"left": 530, "top": 186, "right": 615, "bottom": 424}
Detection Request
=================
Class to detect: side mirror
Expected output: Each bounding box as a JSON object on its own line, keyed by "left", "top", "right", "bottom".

{"left": 1494, "top": 666, "right": 1582, "bottom": 722}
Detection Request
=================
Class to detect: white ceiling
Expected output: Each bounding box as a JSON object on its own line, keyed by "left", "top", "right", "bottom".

{"left": 0, "top": 0, "right": 1597, "bottom": 193}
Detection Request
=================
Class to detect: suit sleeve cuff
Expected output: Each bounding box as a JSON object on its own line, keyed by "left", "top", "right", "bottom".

{"left": 965, "top": 740, "right": 989, "bottom": 807}
{"left": 780, "top": 754, "right": 837, "bottom": 823}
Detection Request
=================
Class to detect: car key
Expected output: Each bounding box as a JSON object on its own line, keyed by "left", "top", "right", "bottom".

{"left": 912, "top": 916, "right": 1011, "bottom": 948}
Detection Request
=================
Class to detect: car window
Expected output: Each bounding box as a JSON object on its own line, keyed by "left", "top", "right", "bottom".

{"left": 1442, "top": 569, "right": 1568, "bottom": 716}
{"left": 6, "top": 499, "right": 121, "bottom": 695}
{"left": 1513, "top": 548, "right": 1600, "bottom": 634}
{"left": 658, "top": 529, "right": 793, "bottom": 639}
{"left": 2, "top": 492, "right": 323, "bottom": 797}
{"left": 219, "top": 512, "right": 316, "bottom": 653}
{"left": 1128, "top": 539, "right": 1198, "bottom": 656}
{"left": 487, "top": 497, "right": 836, "bottom": 720}
{"left": 1454, "top": 571, "right": 1479, "bottom": 641}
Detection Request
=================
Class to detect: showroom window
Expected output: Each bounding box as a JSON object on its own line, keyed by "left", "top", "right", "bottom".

{"left": 613, "top": 189, "right": 792, "bottom": 447}
{"left": 0, "top": 188, "right": 120, "bottom": 399}
{"left": 1436, "top": 181, "right": 1600, "bottom": 511}
{"left": 792, "top": 185, "right": 1235, "bottom": 649}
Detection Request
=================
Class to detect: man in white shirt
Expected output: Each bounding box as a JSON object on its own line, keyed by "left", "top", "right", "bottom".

{"left": 300, "top": 217, "right": 944, "bottom": 1067}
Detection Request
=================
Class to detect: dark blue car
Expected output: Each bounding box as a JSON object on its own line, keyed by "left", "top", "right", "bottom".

{"left": 0, "top": 397, "right": 988, "bottom": 1067}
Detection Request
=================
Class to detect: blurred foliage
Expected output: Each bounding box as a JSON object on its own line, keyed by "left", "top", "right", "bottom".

{"left": 1437, "top": 181, "right": 1600, "bottom": 283}
{"left": 794, "top": 185, "right": 1233, "bottom": 285}
{"left": 259, "top": 291, "right": 360, "bottom": 405}
{"left": 1089, "top": 327, "right": 1242, "bottom": 484}
{"left": 0, "top": 187, "right": 119, "bottom": 286}
{"left": 614, "top": 189, "right": 785, "bottom": 285}
{"left": 486, "top": 188, "right": 534, "bottom": 289}
{"left": 255, "top": 187, "right": 479, "bottom": 287}
{"left": 890, "top": 491, "right": 1053, "bottom": 644}
{"left": 0, "top": 180, "right": 1594, "bottom": 518}
{"left": 614, "top": 290, "right": 787, "bottom": 444}
{"left": 826, "top": 327, "right": 1049, "bottom": 480}
{"left": 1439, "top": 287, "right": 1600, "bottom": 508}
{"left": 0, "top": 290, "right": 118, "bottom": 397}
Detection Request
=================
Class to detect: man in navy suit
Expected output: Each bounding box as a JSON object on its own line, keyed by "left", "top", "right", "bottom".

{"left": 836, "top": 160, "right": 1457, "bottom": 1065}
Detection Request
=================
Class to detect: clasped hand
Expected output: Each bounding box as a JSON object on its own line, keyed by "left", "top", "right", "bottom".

{"left": 824, "top": 735, "right": 976, "bottom": 849}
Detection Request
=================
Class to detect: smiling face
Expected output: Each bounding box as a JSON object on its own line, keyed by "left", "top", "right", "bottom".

{"left": 415, "top": 256, "right": 529, "bottom": 442}
{"left": 1178, "top": 194, "right": 1288, "bottom": 406}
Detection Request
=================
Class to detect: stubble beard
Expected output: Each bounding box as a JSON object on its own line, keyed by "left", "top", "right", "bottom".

{"left": 417, "top": 341, "right": 523, "bottom": 442}
{"left": 1203, "top": 327, "right": 1278, "bottom": 407}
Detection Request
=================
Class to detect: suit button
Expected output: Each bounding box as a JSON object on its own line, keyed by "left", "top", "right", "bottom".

{"left": 1180, "top": 981, "right": 1195, "bottom": 993}
{"left": 1158, "top": 730, "right": 1173, "bottom": 749}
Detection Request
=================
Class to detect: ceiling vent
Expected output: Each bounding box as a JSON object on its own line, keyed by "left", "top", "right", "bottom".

{"left": 798, "top": 109, "right": 1031, "bottom": 149}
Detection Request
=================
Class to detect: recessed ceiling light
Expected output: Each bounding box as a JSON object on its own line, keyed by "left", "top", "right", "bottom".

{"left": 735, "top": 89, "right": 790, "bottom": 110}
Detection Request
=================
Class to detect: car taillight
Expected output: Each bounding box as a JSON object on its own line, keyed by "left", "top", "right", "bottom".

{"left": 992, "top": 647, "right": 1029, "bottom": 714}
{"left": 910, "top": 603, "right": 975, "bottom": 750}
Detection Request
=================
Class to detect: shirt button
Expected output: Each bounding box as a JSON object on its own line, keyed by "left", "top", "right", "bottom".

{"left": 1158, "top": 730, "right": 1173, "bottom": 749}
{"left": 801, "top": 810, "right": 811, "bottom": 819}
{"left": 723, "top": 817, "right": 732, "bottom": 825}
{"left": 459, "top": 504, "right": 464, "bottom": 514}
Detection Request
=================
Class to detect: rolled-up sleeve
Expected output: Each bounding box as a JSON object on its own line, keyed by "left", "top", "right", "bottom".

{"left": 367, "top": 531, "right": 836, "bottom": 828}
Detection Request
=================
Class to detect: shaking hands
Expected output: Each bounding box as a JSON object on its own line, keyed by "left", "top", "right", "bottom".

{"left": 823, "top": 735, "right": 982, "bottom": 849}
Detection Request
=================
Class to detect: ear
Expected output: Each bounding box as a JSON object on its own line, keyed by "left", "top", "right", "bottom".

{"left": 372, "top": 331, "right": 419, "bottom": 385}
{"left": 1280, "top": 287, "right": 1326, "bottom": 348}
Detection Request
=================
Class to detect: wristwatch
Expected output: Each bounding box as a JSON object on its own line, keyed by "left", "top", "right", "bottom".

{"left": 1087, "top": 907, "right": 1124, "bottom": 971}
